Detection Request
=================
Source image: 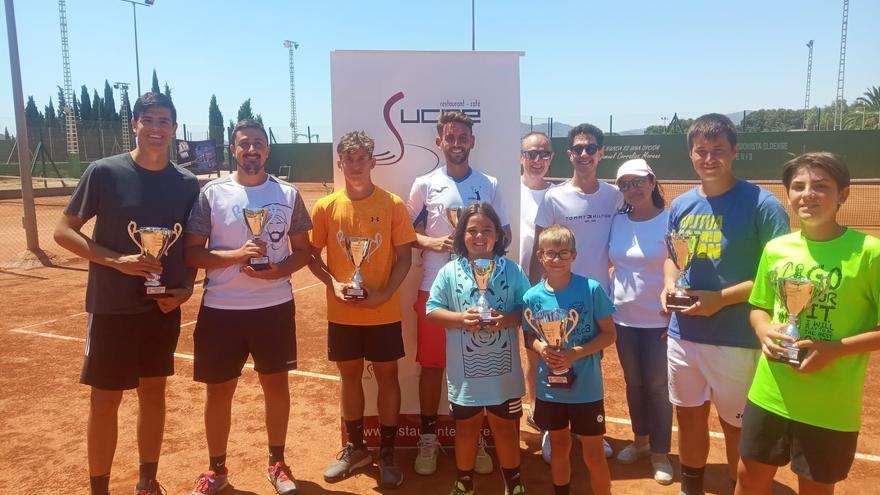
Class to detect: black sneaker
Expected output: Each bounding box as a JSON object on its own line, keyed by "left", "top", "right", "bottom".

{"left": 378, "top": 447, "right": 403, "bottom": 488}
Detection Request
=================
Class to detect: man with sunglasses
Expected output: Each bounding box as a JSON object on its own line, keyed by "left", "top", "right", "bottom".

{"left": 530, "top": 123, "right": 623, "bottom": 461}
{"left": 520, "top": 131, "right": 555, "bottom": 432}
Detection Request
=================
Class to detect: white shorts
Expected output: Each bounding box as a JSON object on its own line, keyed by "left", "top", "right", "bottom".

{"left": 667, "top": 337, "right": 760, "bottom": 427}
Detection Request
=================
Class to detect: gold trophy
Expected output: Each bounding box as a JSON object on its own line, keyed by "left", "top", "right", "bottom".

{"left": 443, "top": 205, "right": 463, "bottom": 260}
{"left": 242, "top": 208, "right": 270, "bottom": 271}
{"left": 127, "top": 221, "right": 183, "bottom": 297}
{"left": 470, "top": 258, "right": 496, "bottom": 323}
{"left": 665, "top": 231, "right": 700, "bottom": 311}
{"left": 523, "top": 307, "right": 581, "bottom": 388}
{"left": 336, "top": 231, "right": 382, "bottom": 300}
{"left": 768, "top": 269, "right": 829, "bottom": 365}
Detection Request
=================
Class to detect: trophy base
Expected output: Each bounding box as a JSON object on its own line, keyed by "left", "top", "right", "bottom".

{"left": 478, "top": 310, "right": 493, "bottom": 325}
{"left": 249, "top": 256, "right": 270, "bottom": 271}
{"left": 547, "top": 369, "right": 575, "bottom": 388}
{"left": 145, "top": 285, "right": 173, "bottom": 298}
{"left": 667, "top": 292, "right": 699, "bottom": 312}
{"left": 771, "top": 346, "right": 804, "bottom": 366}
{"left": 343, "top": 286, "right": 367, "bottom": 300}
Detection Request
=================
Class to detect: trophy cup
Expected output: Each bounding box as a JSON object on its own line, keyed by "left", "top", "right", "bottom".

{"left": 336, "top": 231, "right": 382, "bottom": 300}
{"left": 665, "top": 231, "right": 700, "bottom": 311}
{"left": 127, "top": 221, "right": 183, "bottom": 297}
{"left": 242, "top": 208, "right": 270, "bottom": 271}
{"left": 470, "top": 258, "right": 496, "bottom": 324}
{"left": 443, "top": 205, "right": 463, "bottom": 260}
{"left": 523, "top": 307, "right": 581, "bottom": 388}
{"left": 768, "top": 270, "right": 829, "bottom": 365}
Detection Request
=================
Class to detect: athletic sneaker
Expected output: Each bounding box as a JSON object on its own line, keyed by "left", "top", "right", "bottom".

{"left": 134, "top": 480, "right": 166, "bottom": 495}
{"left": 449, "top": 479, "right": 475, "bottom": 495}
{"left": 616, "top": 442, "right": 650, "bottom": 464}
{"left": 603, "top": 438, "right": 613, "bottom": 458}
{"left": 324, "top": 443, "right": 372, "bottom": 481}
{"left": 190, "top": 471, "right": 228, "bottom": 495}
{"left": 651, "top": 453, "right": 674, "bottom": 485}
{"left": 540, "top": 430, "right": 552, "bottom": 464}
{"left": 414, "top": 433, "right": 442, "bottom": 475}
{"left": 378, "top": 447, "right": 403, "bottom": 488}
{"left": 474, "top": 435, "right": 493, "bottom": 474}
{"left": 505, "top": 480, "right": 527, "bottom": 495}
{"left": 267, "top": 462, "right": 298, "bottom": 495}
{"left": 525, "top": 411, "right": 539, "bottom": 431}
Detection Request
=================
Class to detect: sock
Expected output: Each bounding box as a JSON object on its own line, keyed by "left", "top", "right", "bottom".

{"left": 137, "top": 461, "right": 158, "bottom": 488}
{"left": 421, "top": 414, "right": 438, "bottom": 435}
{"left": 209, "top": 454, "right": 228, "bottom": 474}
{"left": 553, "top": 483, "right": 570, "bottom": 495}
{"left": 501, "top": 466, "right": 522, "bottom": 490}
{"left": 456, "top": 469, "right": 474, "bottom": 491}
{"left": 380, "top": 424, "right": 397, "bottom": 451}
{"left": 345, "top": 418, "right": 365, "bottom": 450}
{"left": 268, "top": 445, "right": 285, "bottom": 466}
{"left": 89, "top": 473, "right": 110, "bottom": 495}
{"left": 681, "top": 464, "right": 705, "bottom": 495}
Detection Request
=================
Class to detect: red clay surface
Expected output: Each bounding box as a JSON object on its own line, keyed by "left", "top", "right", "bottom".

{"left": 1, "top": 182, "right": 879, "bottom": 494}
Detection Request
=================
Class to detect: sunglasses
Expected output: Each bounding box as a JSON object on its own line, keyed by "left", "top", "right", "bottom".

{"left": 618, "top": 177, "right": 649, "bottom": 191}
{"left": 522, "top": 150, "right": 553, "bottom": 160}
{"left": 539, "top": 249, "right": 573, "bottom": 260}
{"left": 568, "top": 143, "right": 600, "bottom": 156}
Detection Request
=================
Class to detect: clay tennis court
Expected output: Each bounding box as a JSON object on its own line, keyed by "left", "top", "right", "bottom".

{"left": 2, "top": 182, "right": 879, "bottom": 494}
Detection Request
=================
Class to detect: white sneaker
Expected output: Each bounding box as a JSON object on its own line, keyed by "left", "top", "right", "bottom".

{"left": 603, "top": 438, "right": 613, "bottom": 458}
{"left": 414, "top": 433, "right": 441, "bottom": 475}
{"left": 651, "top": 453, "right": 674, "bottom": 485}
{"left": 616, "top": 442, "right": 650, "bottom": 464}
{"left": 541, "top": 431, "right": 552, "bottom": 464}
{"left": 474, "top": 435, "right": 493, "bottom": 474}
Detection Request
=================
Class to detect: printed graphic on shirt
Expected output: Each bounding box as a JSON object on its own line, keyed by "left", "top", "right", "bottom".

{"left": 677, "top": 213, "right": 723, "bottom": 260}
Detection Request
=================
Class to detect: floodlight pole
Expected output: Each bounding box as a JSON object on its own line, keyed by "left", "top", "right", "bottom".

{"left": 5, "top": 0, "right": 39, "bottom": 251}
{"left": 120, "top": 0, "right": 154, "bottom": 97}
{"left": 471, "top": 0, "right": 475, "bottom": 50}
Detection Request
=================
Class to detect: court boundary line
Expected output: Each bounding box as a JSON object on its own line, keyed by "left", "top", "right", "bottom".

{"left": 8, "top": 324, "right": 880, "bottom": 463}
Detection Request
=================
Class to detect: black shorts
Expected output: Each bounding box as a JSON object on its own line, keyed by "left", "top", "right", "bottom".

{"left": 327, "top": 321, "right": 405, "bottom": 363}
{"left": 193, "top": 301, "right": 297, "bottom": 384}
{"left": 80, "top": 307, "right": 181, "bottom": 391}
{"left": 534, "top": 398, "right": 606, "bottom": 436}
{"left": 449, "top": 398, "right": 523, "bottom": 421}
{"left": 740, "top": 400, "right": 859, "bottom": 484}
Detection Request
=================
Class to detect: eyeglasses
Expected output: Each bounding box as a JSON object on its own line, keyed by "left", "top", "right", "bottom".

{"left": 539, "top": 249, "right": 573, "bottom": 260}
{"left": 568, "top": 143, "right": 600, "bottom": 156}
{"left": 618, "top": 177, "right": 649, "bottom": 191}
{"left": 522, "top": 150, "right": 553, "bottom": 161}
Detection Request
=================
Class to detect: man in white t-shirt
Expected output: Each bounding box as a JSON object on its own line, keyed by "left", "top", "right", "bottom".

{"left": 184, "top": 119, "right": 312, "bottom": 495}
{"left": 530, "top": 123, "right": 622, "bottom": 461}
{"left": 406, "top": 111, "right": 510, "bottom": 476}
{"left": 519, "top": 131, "right": 554, "bottom": 430}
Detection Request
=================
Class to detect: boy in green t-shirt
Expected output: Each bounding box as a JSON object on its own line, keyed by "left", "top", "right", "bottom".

{"left": 736, "top": 152, "right": 880, "bottom": 494}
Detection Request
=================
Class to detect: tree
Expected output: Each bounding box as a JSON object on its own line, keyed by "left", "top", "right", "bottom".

{"left": 236, "top": 99, "right": 254, "bottom": 122}
{"left": 79, "top": 85, "right": 93, "bottom": 123}
{"left": 4, "top": 127, "right": 10, "bottom": 141}
{"left": 44, "top": 98, "right": 58, "bottom": 127}
{"left": 151, "top": 69, "right": 161, "bottom": 94}
{"left": 120, "top": 97, "right": 132, "bottom": 126}
{"left": 163, "top": 82, "right": 172, "bottom": 99}
{"left": 208, "top": 95, "right": 224, "bottom": 146}
{"left": 25, "top": 96, "right": 44, "bottom": 124}
{"left": 856, "top": 85, "right": 880, "bottom": 108}
{"left": 72, "top": 93, "right": 80, "bottom": 122}
{"left": 103, "top": 80, "right": 119, "bottom": 122}
{"left": 56, "top": 86, "right": 67, "bottom": 120}
{"left": 255, "top": 114, "right": 264, "bottom": 127}
{"left": 92, "top": 90, "right": 103, "bottom": 121}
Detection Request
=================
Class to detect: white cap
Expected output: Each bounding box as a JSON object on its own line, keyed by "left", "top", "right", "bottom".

{"left": 616, "top": 159, "right": 655, "bottom": 181}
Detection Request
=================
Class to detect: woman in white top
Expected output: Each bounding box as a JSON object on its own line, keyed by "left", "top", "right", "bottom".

{"left": 608, "top": 159, "right": 673, "bottom": 485}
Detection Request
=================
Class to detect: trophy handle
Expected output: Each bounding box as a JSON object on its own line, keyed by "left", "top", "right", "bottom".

{"left": 522, "top": 308, "right": 544, "bottom": 340}
{"left": 335, "top": 230, "right": 347, "bottom": 254}
{"left": 812, "top": 274, "right": 830, "bottom": 304}
{"left": 127, "top": 221, "right": 145, "bottom": 254}
{"left": 367, "top": 233, "right": 383, "bottom": 260}
{"left": 562, "top": 308, "right": 580, "bottom": 343}
{"left": 162, "top": 223, "right": 183, "bottom": 257}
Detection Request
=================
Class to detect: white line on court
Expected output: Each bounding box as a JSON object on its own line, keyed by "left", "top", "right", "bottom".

{"left": 9, "top": 312, "right": 86, "bottom": 332}
{"left": 9, "top": 325, "right": 880, "bottom": 463}
{"left": 180, "top": 282, "right": 323, "bottom": 328}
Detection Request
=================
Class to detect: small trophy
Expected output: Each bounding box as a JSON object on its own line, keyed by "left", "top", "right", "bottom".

{"left": 242, "top": 208, "right": 270, "bottom": 271}
{"left": 523, "top": 307, "right": 581, "bottom": 388}
{"left": 470, "top": 258, "right": 496, "bottom": 323}
{"left": 768, "top": 269, "right": 829, "bottom": 365}
{"left": 336, "top": 231, "right": 382, "bottom": 300}
{"left": 127, "top": 221, "right": 183, "bottom": 297}
{"left": 443, "top": 205, "right": 463, "bottom": 260}
{"left": 665, "top": 231, "right": 700, "bottom": 311}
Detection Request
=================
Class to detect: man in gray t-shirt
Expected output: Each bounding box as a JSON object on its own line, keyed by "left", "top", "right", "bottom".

{"left": 55, "top": 92, "right": 199, "bottom": 495}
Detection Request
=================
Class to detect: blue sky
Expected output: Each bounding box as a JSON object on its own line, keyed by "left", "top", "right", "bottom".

{"left": 2, "top": 0, "right": 878, "bottom": 142}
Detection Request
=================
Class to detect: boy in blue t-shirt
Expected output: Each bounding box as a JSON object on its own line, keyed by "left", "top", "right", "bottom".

{"left": 522, "top": 225, "right": 617, "bottom": 495}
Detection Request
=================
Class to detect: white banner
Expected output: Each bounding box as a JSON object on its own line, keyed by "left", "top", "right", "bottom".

{"left": 330, "top": 50, "right": 522, "bottom": 446}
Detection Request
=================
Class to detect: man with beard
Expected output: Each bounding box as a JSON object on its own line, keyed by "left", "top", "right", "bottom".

{"left": 184, "top": 119, "right": 312, "bottom": 495}
{"left": 406, "top": 111, "right": 510, "bottom": 476}
{"left": 55, "top": 92, "right": 199, "bottom": 495}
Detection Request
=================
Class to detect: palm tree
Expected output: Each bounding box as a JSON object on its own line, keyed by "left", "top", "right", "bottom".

{"left": 855, "top": 85, "right": 880, "bottom": 108}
